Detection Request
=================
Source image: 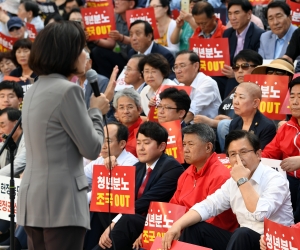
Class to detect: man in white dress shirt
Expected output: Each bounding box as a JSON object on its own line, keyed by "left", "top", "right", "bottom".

{"left": 162, "top": 130, "right": 294, "bottom": 250}
{"left": 84, "top": 121, "right": 138, "bottom": 202}
{"left": 173, "top": 50, "right": 221, "bottom": 124}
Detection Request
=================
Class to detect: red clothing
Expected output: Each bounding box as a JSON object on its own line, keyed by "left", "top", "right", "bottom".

{"left": 191, "top": 18, "right": 226, "bottom": 39}
{"left": 169, "top": 152, "right": 238, "bottom": 232}
{"left": 125, "top": 117, "right": 143, "bottom": 157}
{"left": 262, "top": 116, "right": 300, "bottom": 179}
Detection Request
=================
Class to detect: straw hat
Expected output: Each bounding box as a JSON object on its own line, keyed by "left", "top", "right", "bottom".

{"left": 0, "top": 0, "right": 20, "bottom": 15}
{"left": 251, "top": 58, "right": 295, "bottom": 75}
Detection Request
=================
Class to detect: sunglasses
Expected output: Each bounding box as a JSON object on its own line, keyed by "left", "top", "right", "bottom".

{"left": 232, "top": 63, "right": 257, "bottom": 72}
{"left": 266, "top": 68, "right": 288, "bottom": 76}
{"left": 9, "top": 27, "right": 21, "bottom": 32}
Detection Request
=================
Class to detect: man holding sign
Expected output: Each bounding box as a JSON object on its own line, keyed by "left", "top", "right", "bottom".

{"left": 163, "top": 130, "right": 293, "bottom": 250}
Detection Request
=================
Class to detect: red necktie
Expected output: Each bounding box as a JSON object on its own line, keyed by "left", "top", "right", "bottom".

{"left": 137, "top": 168, "right": 152, "bottom": 199}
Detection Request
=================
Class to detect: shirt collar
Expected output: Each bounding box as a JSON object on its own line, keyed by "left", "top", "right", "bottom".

{"left": 250, "top": 161, "right": 264, "bottom": 185}
{"left": 146, "top": 158, "right": 159, "bottom": 171}
{"left": 235, "top": 21, "right": 251, "bottom": 38}
{"left": 199, "top": 23, "right": 218, "bottom": 38}
{"left": 275, "top": 24, "right": 292, "bottom": 41}
{"left": 116, "top": 149, "right": 129, "bottom": 164}
{"left": 141, "top": 41, "right": 154, "bottom": 55}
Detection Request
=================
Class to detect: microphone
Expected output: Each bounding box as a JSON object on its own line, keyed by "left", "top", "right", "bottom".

{"left": 86, "top": 69, "right": 100, "bottom": 97}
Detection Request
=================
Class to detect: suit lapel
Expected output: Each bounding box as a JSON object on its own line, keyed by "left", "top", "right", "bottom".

{"left": 135, "top": 163, "right": 146, "bottom": 197}
{"left": 243, "top": 22, "right": 253, "bottom": 51}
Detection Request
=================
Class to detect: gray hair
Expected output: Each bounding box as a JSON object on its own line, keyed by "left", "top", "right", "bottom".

{"left": 182, "top": 123, "right": 216, "bottom": 150}
{"left": 113, "top": 88, "right": 141, "bottom": 109}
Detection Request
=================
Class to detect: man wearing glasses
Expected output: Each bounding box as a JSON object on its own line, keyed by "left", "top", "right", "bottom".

{"left": 173, "top": 50, "right": 221, "bottom": 124}
{"left": 162, "top": 130, "right": 294, "bottom": 250}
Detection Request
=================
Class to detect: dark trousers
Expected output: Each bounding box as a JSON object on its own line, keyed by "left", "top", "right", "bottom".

{"left": 24, "top": 226, "right": 86, "bottom": 250}
{"left": 287, "top": 175, "right": 300, "bottom": 223}
{"left": 180, "top": 222, "right": 260, "bottom": 250}
{"left": 91, "top": 47, "right": 127, "bottom": 78}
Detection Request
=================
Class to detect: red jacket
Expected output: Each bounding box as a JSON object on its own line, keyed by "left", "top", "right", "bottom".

{"left": 262, "top": 116, "right": 300, "bottom": 179}
{"left": 169, "top": 152, "right": 238, "bottom": 232}
{"left": 191, "top": 18, "right": 226, "bottom": 39}
{"left": 125, "top": 117, "right": 143, "bottom": 157}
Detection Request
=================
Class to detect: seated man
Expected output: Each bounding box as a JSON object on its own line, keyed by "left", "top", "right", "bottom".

{"left": 157, "top": 87, "right": 191, "bottom": 125}
{"left": 262, "top": 76, "right": 300, "bottom": 223}
{"left": 128, "top": 20, "right": 175, "bottom": 79}
{"left": 173, "top": 50, "right": 221, "bottom": 123}
{"left": 84, "top": 121, "right": 184, "bottom": 250}
{"left": 112, "top": 88, "right": 144, "bottom": 156}
{"left": 0, "top": 108, "right": 25, "bottom": 177}
{"left": 133, "top": 123, "right": 238, "bottom": 250}
{"left": 84, "top": 121, "right": 138, "bottom": 202}
{"left": 0, "top": 80, "right": 23, "bottom": 110}
{"left": 163, "top": 130, "right": 294, "bottom": 250}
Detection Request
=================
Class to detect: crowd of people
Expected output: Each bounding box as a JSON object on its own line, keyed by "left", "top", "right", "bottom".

{"left": 0, "top": 0, "right": 298, "bottom": 249}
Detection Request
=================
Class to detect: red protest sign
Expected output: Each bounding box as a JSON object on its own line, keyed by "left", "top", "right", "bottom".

{"left": 264, "top": 218, "right": 300, "bottom": 250}
{"left": 86, "top": 0, "right": 112, "bottom": 8}
{"left": 148, "top": 107, "right": 158, "bottom": 122}
{"left": 190, "top": 38, "right": 230, "bottom": 77}
{"left": 0, "top": 33, "right": 17, "bottom": 52}
{"left": 287, "top": 0, "right": 300, "bottom": 27}
{"left": 126, "top": 8, "right": 160, "bottom": 39}
{"left": 243, "top": 75, "right": 289, "bottom": 120}
{"left": 90, "top": 165, "right": 135, "bottom": 214}
{"left": 142, "top": 202, "right": 186, "bottom": 250}
{"left": 280, "top": 92, "right": 291, "bottom": 115}
{"left": 217, "top": 153, "right": 231, "bottom": 169}
{"left": 81, "top": 7, "right": 115, "bottom": 40}
{"left": 171, "top": 9, "right": 180, "bottom": 20}
{"left": 248, "top": 0, "right": 269, "bottom": 6}
{"left": 161, "top": 120, "right": 184, "bottom": 163}
{"left": 26, "top": 23, "right": 37, "bottom": 41}
{"left": 150, "top": 237, "right": 212, "bottom": 250}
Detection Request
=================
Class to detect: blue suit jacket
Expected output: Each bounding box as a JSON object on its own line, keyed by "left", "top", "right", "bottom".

{"left": 134, "top": 154, "right": 184, "bottom": 215}
{"left": 223, "top": 22, "right": 265, "bottom": 63}
{"left": 258, "top": 24, "right": 297, "bottom": 59}
{"left": 128, "top": 42, "right": 175, "bottom": 79}
{"left": 229, "top": 110, "right": 276, "bottom": 150}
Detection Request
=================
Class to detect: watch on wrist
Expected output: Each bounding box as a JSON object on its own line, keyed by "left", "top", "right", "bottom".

{"left": 237, "top": 177, "right": 248, "bottom": 187}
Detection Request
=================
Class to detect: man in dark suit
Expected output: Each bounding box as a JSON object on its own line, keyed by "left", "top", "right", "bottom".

{"left": 215, "top": 0, "right": 265, "bottom": 99}
{"left": 128, "top": 20, "right": 175, "bottom": 79}
{"left": 84, "top": 121, "right": 184, "bottom": 250}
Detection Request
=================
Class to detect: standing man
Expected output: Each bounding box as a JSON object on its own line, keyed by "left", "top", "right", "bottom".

{"left": 163, "top": 130, "right": 294, "bottom": 250}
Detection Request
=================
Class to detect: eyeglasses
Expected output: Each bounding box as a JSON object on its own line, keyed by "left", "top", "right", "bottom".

{"left": 228, "top": 149, "right": 254, "bottom": 159}
{"left": 266, "top": 68, "right": 288, "bottom": 76}
{"left": 142, "top": 70, "right": 158, "bottom": 75}
{"left": 124, "top": 66, "right": 139, "bottom": 72}
{"left": 156, "top": 105, "right": 178, "bottom": 111}
{"left": 149, "top": 4, "right": 163, "bottom": 8}
{"left": 232, "top": 63, "right": 257, "bottom": 72}
{"left": 172, "top": 63, "right": 193, "bottom": 72}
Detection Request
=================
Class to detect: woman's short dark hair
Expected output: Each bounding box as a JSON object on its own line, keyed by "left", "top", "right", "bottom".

{"left": 138, "top": 53, "right": 170, "bottom": 79}
{"left": 137, "top": 121, "right": 168, "bottom": 145}
{"left": 129, "top": 20, "right": 154, "bottom": 41}
{"left": 228, "top": 0, "right": 253, "bottom": 13}
{"left": 233, "top": 49, "right": 263, "bottom": 66}
{"left": 44, "top": 13, "right": 63, "bottom": 26}
{"left": 224, "top": 130, "right": 261, "bottom": 155}
{"left": 29, "top": 21, "right": 86, "bottom": 77}
{"left": 11, "top": 39, "right": 32, "bottom": 66}
{"left": 159, "top": 87, "right": 191, "bottom": 120}
{"left": 107, "top": 121, "right": 129, "bottom": 143}
{"left": 150, "top": 0, "right": 171, "bottom": 16}
{"left": 21, "top": 0, "right": 40, "bottom": 17}
{"left": 0, "top": 52, "right": 13, "bottom": 62}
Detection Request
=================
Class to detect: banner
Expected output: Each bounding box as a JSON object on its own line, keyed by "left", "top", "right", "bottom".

{"left": 90, "top": 165, "right": 135, "bottom": 214}
{"left": 190, "top": 38, "right": 230, "bottom": 76}
{"left": 217, "top": 153, "right": 231, "bottom": 169}
{"left": 248, "top": 0, "right": 269, "bottom": 6}
{"left": 86, "top": 0, "right": 111, "bottom": 8}
{"left": 214, "top": 7, "right": 227, "bottom": 26}
{"left": 26, "top": 23, "right": 37, "bottom": 40}
{"left": 81, "top": 7, "right": 115, "bottom": 40}
{"left": 150, "top": 237, "right": 212, "bottom": 250}
{"left": 126, "top": 8, "right": 160, "bottom": 39}
{"left": 287, "top": 0, "right": 300, "bottom": 27}
{"left": 0, "top": 33, "right": 17, "bottom": 52}
{"left": 264, "top": 218, "right": 300, "bottom": 250}
{"left": 37, "top": 1, "right": 59, "bottom": 16}
{"left": 0, "top": 176, "right": 21, "bottom": 222}
{"left": 142, "top": 202, "right": 186, "bottom": 250}
{"left": 243, "top": 75, "right": 289, "bottom": 120}
{"left": 161, "top": 120, "right": 184, "bottom": 163}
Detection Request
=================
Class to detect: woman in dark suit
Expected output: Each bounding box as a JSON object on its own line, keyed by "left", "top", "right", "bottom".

{"left": 17, "top": 21, "right": 110, "bottom": 250}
